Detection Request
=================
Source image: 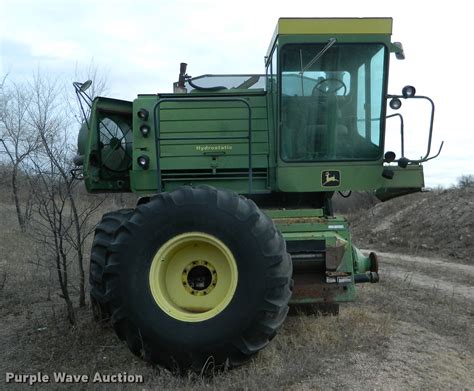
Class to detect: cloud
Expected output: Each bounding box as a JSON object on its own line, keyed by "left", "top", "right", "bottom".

{"left": 1, "top": 39, "right": 51, "bottom": 77}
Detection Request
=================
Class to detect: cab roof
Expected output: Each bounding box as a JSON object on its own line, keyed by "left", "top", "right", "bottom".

{"left": 266, "top": 17, "right": 393, "bottom": 58}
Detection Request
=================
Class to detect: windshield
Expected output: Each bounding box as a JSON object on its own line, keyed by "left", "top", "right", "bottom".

{"left": 280, "top": 43, "right": 387, "bottom": 161}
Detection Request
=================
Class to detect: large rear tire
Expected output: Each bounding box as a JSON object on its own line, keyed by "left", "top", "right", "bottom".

{"left": 90, "top": 209, "right": 133, "bottom": 322}
{"left": 103, "top": 186, "right": 292, "bottom": 372}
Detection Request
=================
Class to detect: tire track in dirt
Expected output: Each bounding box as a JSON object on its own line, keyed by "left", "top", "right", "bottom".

{"left": 363, "top": 250, "right": 474, "bottom": 301}
{"left": 370, "top": 250, "right": 474, "bottom": 275}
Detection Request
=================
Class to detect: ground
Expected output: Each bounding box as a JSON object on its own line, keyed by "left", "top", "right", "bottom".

{"left": 0, "top": 188, "right": 473, "bottom": 390}
{"left": 349, "top": 187, "right": 474, "bottom": 262}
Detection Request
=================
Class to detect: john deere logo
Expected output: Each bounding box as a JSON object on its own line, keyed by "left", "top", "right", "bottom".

{"left": 322, "top": 170, "right": 340, "bottom": 187}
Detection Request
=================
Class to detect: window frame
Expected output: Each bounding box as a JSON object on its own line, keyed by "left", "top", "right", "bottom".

{"left": 278, "top": 42, "right": 389, "bottom": 163}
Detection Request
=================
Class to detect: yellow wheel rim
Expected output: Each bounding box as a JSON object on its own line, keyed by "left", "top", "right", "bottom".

{"left": 149, "top": 232, "right": 238, "bottom": 322}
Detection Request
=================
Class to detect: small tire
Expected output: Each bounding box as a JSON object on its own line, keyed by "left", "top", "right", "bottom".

{"left": 103, "top": 186, "right": 292, "bottom": 372}
{"left": 90, "top": 209, "right": 133, "bottom": 322}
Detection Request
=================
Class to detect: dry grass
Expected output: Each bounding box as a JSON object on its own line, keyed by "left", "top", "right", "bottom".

{"left": 0, "top": 199, "right": 395, "bottom": 390}
{"left": 2, "top": 192, "right": 473, "bottom": 389}
{"left": 2, "top": 304, "right": 393, "bottom": 390}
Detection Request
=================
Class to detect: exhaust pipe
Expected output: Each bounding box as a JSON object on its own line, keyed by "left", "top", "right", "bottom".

{"left": 174, "top": 62, "right": 188, "bottom": 93}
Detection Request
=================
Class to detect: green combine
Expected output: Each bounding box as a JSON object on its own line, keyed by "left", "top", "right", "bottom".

{"left": 73, "top": 17, "right": 442, "bottom": 371}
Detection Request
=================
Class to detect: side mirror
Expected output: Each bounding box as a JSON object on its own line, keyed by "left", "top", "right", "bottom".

{"left": 79, "top": 80, "right": 92, "bottom": 92}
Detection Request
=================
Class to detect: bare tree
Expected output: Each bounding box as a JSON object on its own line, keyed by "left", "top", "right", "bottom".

{"left": 29, "top": 72, "right": 90, "bottom": 308}
{"left": 1, "top": 68, "right": 107, "bottom": 322}
{"left": 26, "top": 72, "right": 104, "bottom": 312}
{"left": 28, "top": 147, "right": 104, "bottom": 324}
{"left": 457, "top": 174, "right": 474, "bottom": 189}
{"left": 0, "top": 80, "right": 41, "bottom": 231}
{"left": 30, "top": 155, "right": 77, "bottom": 323}
{"left": 0, "top": 73, "right": 8, "bottom": 117}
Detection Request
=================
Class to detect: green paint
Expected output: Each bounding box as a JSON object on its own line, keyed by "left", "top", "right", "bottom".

{"left": 77, "top": 18, "right": 436, "bottom": 305}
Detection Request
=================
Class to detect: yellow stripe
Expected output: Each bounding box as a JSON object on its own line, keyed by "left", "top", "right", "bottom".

{"left": 278, "top": 18, "right": 392, "bottom": 35}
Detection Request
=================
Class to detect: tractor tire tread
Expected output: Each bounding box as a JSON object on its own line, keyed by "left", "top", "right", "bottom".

{"left": 89, "top": 208, "right": 133, "bottom": 322}
{"left": 104, "top": 186, "right": 292, "bottom": 371}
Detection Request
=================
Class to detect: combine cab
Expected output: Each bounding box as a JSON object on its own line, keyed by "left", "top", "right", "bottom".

{"left": 74, "top": 18, "right": 441, "bottom": 371}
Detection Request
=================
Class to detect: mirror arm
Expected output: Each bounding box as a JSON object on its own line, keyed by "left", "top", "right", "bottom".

{"left": 73, "top": 81, "right": 93, "bottom": 130}
{"left": 73, "top": 82, "right": 93, "bottom": 106}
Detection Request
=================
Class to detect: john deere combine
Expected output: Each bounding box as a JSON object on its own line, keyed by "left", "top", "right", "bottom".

{"left": 74, "top": 18, "right": 442, "bottom": 371}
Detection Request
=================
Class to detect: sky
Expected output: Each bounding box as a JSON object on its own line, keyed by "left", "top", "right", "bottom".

{"left": 1, "top": 0, "right": 473, "bottom": 187}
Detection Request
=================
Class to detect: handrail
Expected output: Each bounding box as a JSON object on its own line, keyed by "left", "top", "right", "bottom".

{"left": 386, "top": 94, "right": 444, "bottom": 164}
{"left": 386, "top": 113, "right": 405, "bottom": 157}
{"left": 152, "top": 97, "right": 253, "bottom": 193}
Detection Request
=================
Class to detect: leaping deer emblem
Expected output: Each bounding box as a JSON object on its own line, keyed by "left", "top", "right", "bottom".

{"left": 323, "top": 171, "right": 339, "bottom": 186}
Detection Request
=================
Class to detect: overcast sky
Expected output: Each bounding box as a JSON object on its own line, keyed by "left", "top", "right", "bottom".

{"left": 1, "top": 0, "right": 473, "bottom": 187}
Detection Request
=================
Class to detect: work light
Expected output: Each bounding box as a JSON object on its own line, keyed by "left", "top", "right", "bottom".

{"left": 137, "top": 108, "right": 149, "bottom": 120}
{"left": 137, "top": 155, "right": 150, "bottom": 169}
{"left": 402, "top": 85, "right": 416, "bottom": 98}
{"left": 389, "top": 97, "right": 402, "bottom": 110}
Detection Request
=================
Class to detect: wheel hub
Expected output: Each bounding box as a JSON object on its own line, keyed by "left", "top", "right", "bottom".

{"left": 149, "top": 232, "right": 238, "bottom": 322}
{"left": 182, "top": 260, "right": 217, "bottom": 296}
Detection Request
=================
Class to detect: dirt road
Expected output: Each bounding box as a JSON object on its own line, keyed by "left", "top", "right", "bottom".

{"left": 366, "top": 250, "right": 474, "bottom": 301}
{"left": 347, "top": 250, "right": 474, "bottom": 389}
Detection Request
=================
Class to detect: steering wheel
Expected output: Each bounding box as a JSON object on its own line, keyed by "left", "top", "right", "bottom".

{"left": 312, "top": 78, "right": 347, "bottom": 96}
